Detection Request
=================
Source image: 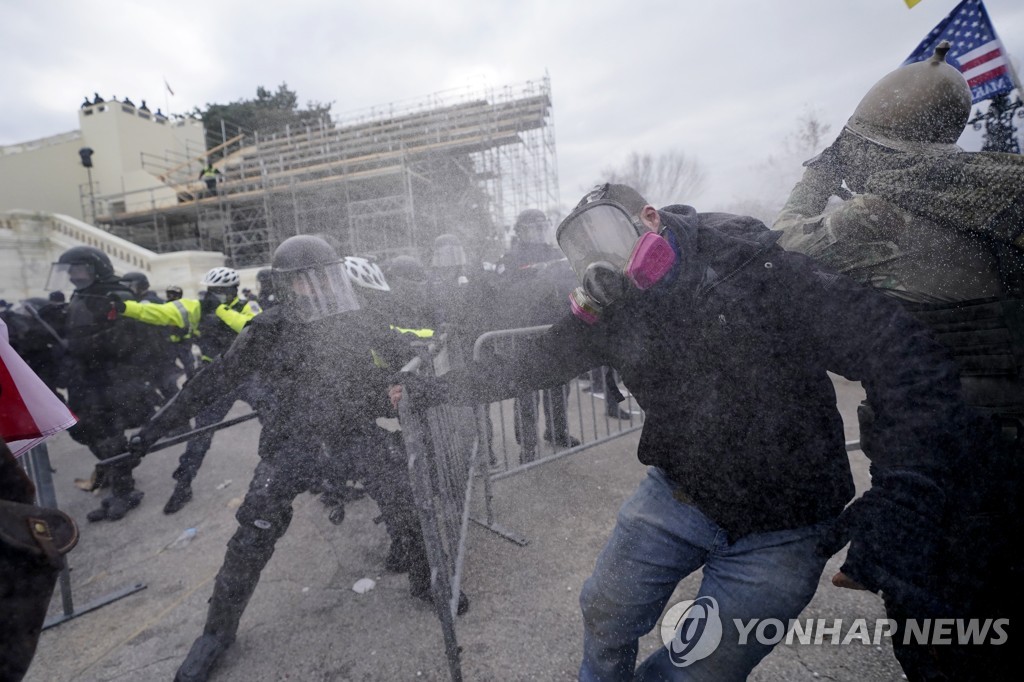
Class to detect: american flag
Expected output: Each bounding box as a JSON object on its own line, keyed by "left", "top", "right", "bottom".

{"left": 904, "top": 0, "right": 1017, "bottom": 103}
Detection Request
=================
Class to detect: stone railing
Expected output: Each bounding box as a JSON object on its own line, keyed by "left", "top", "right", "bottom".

{"left": 0, "top": 211, "right": 224, "bottom": 299}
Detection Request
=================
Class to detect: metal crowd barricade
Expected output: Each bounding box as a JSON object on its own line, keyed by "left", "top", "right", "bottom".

{"left": 21, "top": 443, "right": 147, "bottom": 629}
{"left": 397, "top": 348, "right": 479, "bottom": 682}
{"left": 31, "top": 412, "right": 263, "bottom": 628}
{"left": 470, "top": 325, "right": 646, "bottom": 546}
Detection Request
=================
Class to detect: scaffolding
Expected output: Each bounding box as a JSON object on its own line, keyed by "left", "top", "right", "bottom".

{"left": 92, "top": 77, "right": 559, "bottom": 267}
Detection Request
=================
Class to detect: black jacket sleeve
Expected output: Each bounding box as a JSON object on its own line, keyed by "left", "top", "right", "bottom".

{"left": 430, "top": 313, "right": 602, "bottom": 406}
{"left": 139, "top": 323, "right": 256, "bottom": 443}
{"left": 779, "top": 254, "right": 964, "bottom": 472}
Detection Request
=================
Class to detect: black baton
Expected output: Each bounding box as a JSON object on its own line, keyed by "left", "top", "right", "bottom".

{"left": 96, "top": 412, "right": 259, "bottom": 468}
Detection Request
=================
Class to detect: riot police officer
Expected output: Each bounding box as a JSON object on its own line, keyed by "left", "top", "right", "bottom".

{"left": 131, "top": 235, "right": 452, "bottom": 682}
{"left": 112, "top": 266, "right": 262, "bottom": 513}
{"left": 45, "top": 246, "right": 160, "bottom": 521}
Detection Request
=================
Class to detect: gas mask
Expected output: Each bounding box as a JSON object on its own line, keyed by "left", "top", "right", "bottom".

{"left": 556, "top": 201, "right": 676, "bottom": 324}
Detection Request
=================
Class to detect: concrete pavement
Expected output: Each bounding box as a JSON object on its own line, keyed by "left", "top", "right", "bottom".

{"left": 24, "top": 376, "right": 909, "bottom": 681}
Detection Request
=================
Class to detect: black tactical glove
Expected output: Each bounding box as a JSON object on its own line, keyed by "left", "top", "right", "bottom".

{"left": 818, "top": 467, "right": 950, "bottom": 616}
{"left": 389, "top": 372, "right": 449, "bottom": 411}
{"left": 129, "top": 418, "right": 165, "bottom": 457}
{"left": 127, "top": 434, "right": 149, "bottom": 458}
{"left": 107, "top": 293, "right": 126, "bottom": 315}
{"left": 199, "top": 291, "right": 221, "bottom": 315}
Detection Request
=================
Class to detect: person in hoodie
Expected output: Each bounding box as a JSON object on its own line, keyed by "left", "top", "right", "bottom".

{"left": 391, "top": 183, "right": 970, "bottom": 681}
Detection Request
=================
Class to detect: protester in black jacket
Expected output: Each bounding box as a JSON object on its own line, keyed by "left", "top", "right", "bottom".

{"left": 392, "top": 183, "right": 967, "bottom": 681}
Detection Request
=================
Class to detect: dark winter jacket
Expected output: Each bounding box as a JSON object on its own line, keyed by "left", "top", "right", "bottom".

{"left": 63, "top": 277, "right": 163, "bottom": 428}
{"left": 143, "top": 306, "right": 415, "bottom": 456}
{"left": 432, "top": 205, "right": 965, "bottom": 539}
{"left": 64, "top": 278, "right": 140, "bottom": 372}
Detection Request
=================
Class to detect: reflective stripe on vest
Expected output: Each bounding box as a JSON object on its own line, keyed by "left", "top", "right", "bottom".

{"left": 171, "top": 300, "right": 193, "bottom": 338}
{"left": 390, "top": 324, "right": 434, "bottom": 339}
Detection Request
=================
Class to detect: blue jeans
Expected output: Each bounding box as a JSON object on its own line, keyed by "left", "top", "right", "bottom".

{"left": 579, "top": 467, "right": 828, "bottom": 681}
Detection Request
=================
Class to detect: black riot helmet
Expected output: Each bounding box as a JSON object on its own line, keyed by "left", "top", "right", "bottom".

{"left": 47, "top": 246, "right": 115, "bottom": 291}
{"left": 515, "top": 209, "right": 552, "bottom": 245}
{"left": 430, "top": 233, "right": 467, "bottom": 268}
{"left": 256, "top": 268, "right": 273, "bottom": 289}
{"left": 383, "top": 255, "right": 428, "bottom": 283}
{"left": 121, "top": 271, "right": 150, "bottom": 296}
{"left": 271, "top": 235, "right": 359, "bottom": 321}
{"left": 165, "top": 285, "right": 184, "bottom": 301}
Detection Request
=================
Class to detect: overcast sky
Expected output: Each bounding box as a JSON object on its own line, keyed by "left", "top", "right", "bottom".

{"left": 2, "top": 0, "right": 1022, "bottom": 212}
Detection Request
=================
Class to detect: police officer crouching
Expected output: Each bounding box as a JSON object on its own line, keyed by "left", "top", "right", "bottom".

{"left": 130, "top": 235, "right": 462, "bottom": 682}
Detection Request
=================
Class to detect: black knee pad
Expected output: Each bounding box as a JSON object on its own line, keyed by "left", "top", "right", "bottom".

{"left": 233, "top": 503, "right": 292, "bottom": 550}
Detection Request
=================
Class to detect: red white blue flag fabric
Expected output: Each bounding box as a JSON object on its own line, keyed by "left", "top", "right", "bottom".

{"left": 904, "top": 0, "right": 1015, "bottom": 103}
{"left": 0, "top": 318, "right": 76, "bottom": 458}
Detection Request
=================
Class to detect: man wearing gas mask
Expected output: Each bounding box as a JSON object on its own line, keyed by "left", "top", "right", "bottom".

{"left": 392, "top": 183, "right": 969, "bottom": 680}
{"left": 109, "top": 266, "right": 263, "bottom": 514}
{"left": 129, "top": 235, "right": 448, "bottom": 682}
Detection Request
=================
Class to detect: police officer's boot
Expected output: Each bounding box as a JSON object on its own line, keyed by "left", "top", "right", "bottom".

{"left": 164, "top": 480, "right": 193, "bottom": 515}
{"left": 176, "top": 547, "right": 260, "bottom": 682}
{"left": 384, "top": 533, "right": 411, "bottom": 572}
{"left": 86, "top": 437, "right": 143, "bottom": 522}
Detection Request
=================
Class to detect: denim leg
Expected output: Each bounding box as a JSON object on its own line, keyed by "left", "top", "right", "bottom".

{"left": 634, "top": 523, "right": 828, "bottom": 681}
{"left": 579, "top": 468, "right": 717, "bottom": 682}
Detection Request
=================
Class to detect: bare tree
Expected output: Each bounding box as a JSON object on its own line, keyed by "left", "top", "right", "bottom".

{"left": 597, "top": 150, "right": 707, "bottom": 207}
{"left": 715, "top": 107, "right": 833, "bottom": 220}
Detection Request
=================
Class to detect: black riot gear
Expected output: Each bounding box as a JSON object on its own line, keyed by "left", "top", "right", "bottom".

{"left": 271, "top": 235, "right": 358, "bottom": 321}
{"left": 132, "top": 241, "right": 447, "bottom": 679}
{"left": 383, "top": 255, "right": 427, "bottom": 283}
{"left": 52, "top": 245, "right": 160, "bottom": 522}
{"left": 47, "top": 246, "right": 115, "bottom": 291}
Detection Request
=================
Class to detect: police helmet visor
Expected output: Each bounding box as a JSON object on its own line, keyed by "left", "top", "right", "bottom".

{"left": 431, "top": 244, "right": 467, "bottom": 268}
{"left": 517, "top": 216, "right": 551, "bottom": 244}
{"left": 46, "top": 262, "right": 96, "bottom": 291}
{"left": 556, "top": 203, "right": 646, "bottom": 283}
{"left": 275, "top": 261, "right": 360, "bottom": 321}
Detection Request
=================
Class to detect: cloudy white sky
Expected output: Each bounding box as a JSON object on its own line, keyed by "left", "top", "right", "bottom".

{"left": 2, "top": 0, "right": 1022, "bottom": 212}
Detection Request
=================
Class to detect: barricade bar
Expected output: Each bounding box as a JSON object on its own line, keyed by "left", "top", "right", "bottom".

{"left": 471, "top": 326, "right": 645, "bottom": 544}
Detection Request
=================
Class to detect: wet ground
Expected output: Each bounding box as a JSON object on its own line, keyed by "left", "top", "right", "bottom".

{"left": 24, "top": 375, "right": 909, "bottom": 681}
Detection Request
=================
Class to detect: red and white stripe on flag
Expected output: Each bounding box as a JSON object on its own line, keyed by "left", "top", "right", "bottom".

{"left": 958, "top": 39, "right": 1008, "bottom": 88}
{"left": 0, "top": 318, "right": 76, "bottom": 457}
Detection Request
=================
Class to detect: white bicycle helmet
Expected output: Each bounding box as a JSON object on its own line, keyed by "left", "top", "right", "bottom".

{"left": 200, "top": 266, "right": 240, "bottom": 287}
{"left": 343, "top": 256, "right": 390, "bottom": 292}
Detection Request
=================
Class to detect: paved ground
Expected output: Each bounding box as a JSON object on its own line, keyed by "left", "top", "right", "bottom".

{"left": 24, "top": 375, "right": 910, "bottom": 681}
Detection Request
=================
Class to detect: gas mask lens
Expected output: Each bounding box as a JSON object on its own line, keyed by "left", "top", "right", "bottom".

{"left": 556, "top": 204, "right": 643, "bottom": 283}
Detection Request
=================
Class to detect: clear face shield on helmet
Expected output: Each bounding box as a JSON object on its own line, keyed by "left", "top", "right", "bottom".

{"left": 517, "top": 216, "right": 552, "bottom": 245}
{"left": 45, "top": 262, "right": 96, "bottom": 292}
{"left": 274, "top": 261, "right": 360, "bottom": 322}
{"left": 431, "top": 244, "right": 467, "bottom": 268}
{"left": 556, "top": 202, "right": 676, "bottom": 324}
